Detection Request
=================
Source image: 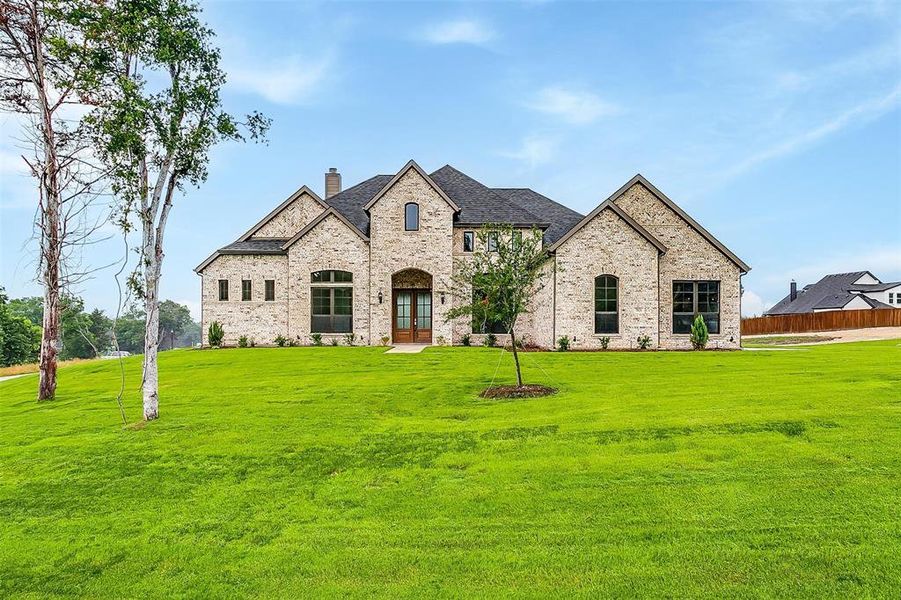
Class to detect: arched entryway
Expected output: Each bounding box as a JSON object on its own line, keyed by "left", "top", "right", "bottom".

{"left": 392, "top": 268, "right": 432, "bottom": 343}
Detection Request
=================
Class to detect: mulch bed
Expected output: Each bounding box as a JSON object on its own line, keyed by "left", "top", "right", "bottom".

{"left": 480, "top": 385, "right": 557, "bottom": 399}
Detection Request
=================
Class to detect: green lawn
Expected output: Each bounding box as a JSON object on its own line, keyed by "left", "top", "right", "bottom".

{"left": 1, "top": 342, "right": 900, "bottom": 598}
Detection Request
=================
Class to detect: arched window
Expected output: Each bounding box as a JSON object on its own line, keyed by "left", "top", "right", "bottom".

{"left": 404, "top": 202, "right": 419, "bottom": 231}
{"left": 594, "top": 275, "right": 619, "bottom": 334}
{"left": 311, "top": 270, "right": 353, "bottom": 333}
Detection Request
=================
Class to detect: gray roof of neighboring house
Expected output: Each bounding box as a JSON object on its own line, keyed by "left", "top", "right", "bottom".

{"left": 493, "top": 188, "right": 585, "bottom": 244}
{"left": 848, "top": 281, "right": 901, "bottom": 292}
{"left": 766, "top": 271, "right": 889, "bottom": 315}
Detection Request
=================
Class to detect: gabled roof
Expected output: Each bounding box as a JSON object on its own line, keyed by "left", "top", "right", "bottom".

{"left": 364, "top": 160, "right": 461, "bottom": 213}
{"left": 429, "top": 165, "right": 548, "bottom": 228}
{"left": 493, "top": 187, "right": 584, "bottom": 244}
{"left": 766, "top": 271, "right": 875, "bottom": 315}
{"left": 611, "top": 174, "right": 750, "bottom": 273}
{"left": 194, "top": 239, "right": 289, "bottom": 273}
{"left": 547, "top": 197, "right": 667, "bottom": 254}
{"left": 848, "top": 281, "right": 901, "bottom": 292}
{"left": 282, "top": 207, "right": 370, "bottom": 249}
{"left": 813, "top": 292, "right": 893, "bottom": 311}
{"left": 320, "top": 174, "right": 393, "bottom": 236}
{"left": 237, "top": 185, "right": 325, "bottom": 242}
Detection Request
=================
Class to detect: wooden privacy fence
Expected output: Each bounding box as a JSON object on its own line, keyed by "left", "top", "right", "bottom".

{"left": 742, "top": 308, "right": 901, "bottom": 335}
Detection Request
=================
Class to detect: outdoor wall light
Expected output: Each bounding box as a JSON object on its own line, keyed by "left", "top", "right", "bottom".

{"left": 378, "top": 291, "right": 383, "bottom": 304}
{"left": 440, "top": 292, "right": 446, "bottom": 304}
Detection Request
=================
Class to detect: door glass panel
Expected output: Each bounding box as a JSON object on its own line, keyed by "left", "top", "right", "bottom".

{"left": 417, "top": 292, "right": 431, "bottom": 329}
{"left": 396, "top": 292, "right": 411, "bottom": 329}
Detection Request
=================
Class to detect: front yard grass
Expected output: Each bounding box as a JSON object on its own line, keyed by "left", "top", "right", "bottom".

{"left": 1, "top": 341, "right": 899, "bottom": 597}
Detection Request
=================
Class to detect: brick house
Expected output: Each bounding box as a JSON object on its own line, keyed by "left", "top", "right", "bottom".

{"left": 195, "top": 160, "right": 750, "bottom": 349}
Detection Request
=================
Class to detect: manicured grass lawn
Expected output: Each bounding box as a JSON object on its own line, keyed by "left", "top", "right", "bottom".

{"left": 1, "top": 342, "right": 900, "bottom": 597}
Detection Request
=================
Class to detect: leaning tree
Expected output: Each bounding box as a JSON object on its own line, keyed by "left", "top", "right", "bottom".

{"left": 446, "top": 225, "right": 554, "bottom": 388}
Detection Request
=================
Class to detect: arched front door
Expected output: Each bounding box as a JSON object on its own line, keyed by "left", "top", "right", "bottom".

{"left": 392, "top": 269, "right": 432, "bottom": 344}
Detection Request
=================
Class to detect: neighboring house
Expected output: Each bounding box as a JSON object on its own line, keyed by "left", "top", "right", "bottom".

{"left": 765, "top": 271, "right": 900, "bottom": 315}
{"left": 195, "top": 160, "right": 750, "bottom": 349}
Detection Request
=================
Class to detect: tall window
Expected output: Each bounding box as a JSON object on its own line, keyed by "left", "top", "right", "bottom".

{"left": 487, "top": 231, "right": 498, "bottom": 252}
{"left": 463, "top": 231, "right": 474, "bottom": 253}
{"left": 673, "top": 281, "right": 720, "bottom": 334}
{"left": 594, "top": 275, "right": 619, "bottom": 334}
{"left": 471, "top": 288, "right": 506, "bottom": 334}
{"left": 218, "top": 279, "right": 228, "bottom": 301}
{"left": 404, "top": 202, "right": 419, "bottom": 231}
{"left": 242, "top": 280, "right": 252, "bottom": 301}
{"left": 265, "top": 280, "right": 275, "bottom": 301}
{"left": 311, "top": 270, "right": 353, "bottom": 333}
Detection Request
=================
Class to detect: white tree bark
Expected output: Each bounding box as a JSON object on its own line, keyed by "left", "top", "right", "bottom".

{"left": 141, "top": 225, "right": 160, "bottom": 420}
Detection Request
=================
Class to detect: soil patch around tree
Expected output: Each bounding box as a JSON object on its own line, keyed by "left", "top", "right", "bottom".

{"left": 480, "top": 385, "right": 557, "bottom": 399}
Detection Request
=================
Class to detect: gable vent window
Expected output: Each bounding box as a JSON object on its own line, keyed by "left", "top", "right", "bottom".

{"left": 463, "top": 231, "right": 474, "bottom": 253}
{"left": 218, "top": 279, "right": 229, "bottom": 301}
{"left": 265, "top": 280, "right": 275, "bottom": 301}
{"left": 673, "top": 281, "right": 720, "bottom": 334}
{"left": 404, "top": 202, "right": 419, "bottom": 231}
{"left": 594, "top": 275, "right": 619, "bottom": 334}
{"left": 310, "top": 270, "right": 353, "bottom": 333}
{"left": 242, "top": 280, "right": 252, "bottom": 301}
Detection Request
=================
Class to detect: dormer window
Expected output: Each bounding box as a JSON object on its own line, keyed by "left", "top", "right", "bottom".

{"left": 404, "top": 202, "right": 419, "bottom": 231}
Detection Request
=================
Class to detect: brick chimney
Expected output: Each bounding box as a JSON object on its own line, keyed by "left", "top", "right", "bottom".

{"left": 790, "top": 280, "right": 797, "bottom": 302}
{"left": 325, "top": 167, "right": 341, "bottom": 199}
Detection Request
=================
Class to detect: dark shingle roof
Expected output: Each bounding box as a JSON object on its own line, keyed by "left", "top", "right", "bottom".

{"left": 493, "top": 188, "right": 584, "bottom": 244}
{"left": 766, "top": 271, "right": 881, "bottom": 315}
{"left": 429, "top": 165, "right": 548, "bottom": 227}
{"left": 321, "top": 174, "right": 393, "bottom": 236}
{"left": 848, "top": 282, "right": 901, "bottom": 292}
{"left": 219, "top": 239, "right": 289, "bottom": 254}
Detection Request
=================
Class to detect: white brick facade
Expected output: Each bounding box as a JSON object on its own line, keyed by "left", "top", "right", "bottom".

{"left": 197, "top": 165, "right": 747, "bottom": 350}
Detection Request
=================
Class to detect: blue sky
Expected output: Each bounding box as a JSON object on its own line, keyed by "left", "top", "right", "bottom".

{"left": 1, "top": 0, "right": 899, "bottom": 318}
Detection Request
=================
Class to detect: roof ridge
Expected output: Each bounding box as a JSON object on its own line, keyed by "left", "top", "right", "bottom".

{"left": 431, "top": 164, "right": 546, "bottom": 224}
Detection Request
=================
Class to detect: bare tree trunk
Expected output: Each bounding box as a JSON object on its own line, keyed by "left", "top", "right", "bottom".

{"left": 509, "top": 326, "right": 523, "bottom": 387}
{"left": 141, "top": 223, "right": 161, "bottom": 420}
{"left": 37, "top": 271, "right": 59, "bottom": 400}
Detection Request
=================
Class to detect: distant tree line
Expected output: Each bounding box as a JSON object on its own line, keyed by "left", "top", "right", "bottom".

{"left": 0, "top": 287, "right": 198, "bottom": 367}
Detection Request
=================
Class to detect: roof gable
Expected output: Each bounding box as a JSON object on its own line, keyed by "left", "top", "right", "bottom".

{"left": 237, "top": 185, "right": 325, "bottom": 242}
{"left": 612, "top": 175, "right": 750, "bottom": 273}
{"left": 364, "top": 160, "right": 461, "bottom": 213}
{"left": 548, "top": 197, "right": 667, "bottom": 253}
{"left": 281, "top": 208, "right": 369, "bottom": 249}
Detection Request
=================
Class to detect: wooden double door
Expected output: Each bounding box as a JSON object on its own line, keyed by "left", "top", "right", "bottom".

{"left": 392, "top": 289, "right": 432, "bottom": 343}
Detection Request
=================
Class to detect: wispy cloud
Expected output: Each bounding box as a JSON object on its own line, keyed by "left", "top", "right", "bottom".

{"left": 228, "top": 54, "right": 334, "bottom": 105}
{"left": 421, "top": 19, "right": 495, "bottom": 46}
{"left": 718, "top": 85, "right": 901, "bottom": 183}
{"left": 526, "top": 85, "right": 619, "bottom": 124}
{"left": 500, "top": 134, "right": 559, "bottom": 167}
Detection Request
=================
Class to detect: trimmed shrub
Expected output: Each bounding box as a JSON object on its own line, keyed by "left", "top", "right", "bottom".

{"left": 274, "top": 334, "right": 287, "bottom": 347}
{"left": 310, "top": 333, "right": 323, "bottom": 346}
{"left": 208, "top": 321, "right": 224, "bottom": 347}
{"left": 461, "top": 334, "right": 471, "bottom": 347}
{"left": 329, "top": 337, "right": 339, "bottom": 347}
{"left": 484, "top": 333, "right": 497, "bottom": 347}
{"left": 557, "top": 335, "right": 570, "bottom": 351}
{"left": 690, "top": 314, "right": 709, "bottom": 350}
{"left": 343, "top": 333, "right": 355, "bottom": 346}
{"left": 380, "top": 335, "right": 390, "bottom": 346}
{"left": 237, "top": 335, "right": 248, "bottom": 348}
{"left": 637, "top": 335, "right": 652, "bottom": 350}
{"left": 600, "top": 336, "right": 610, "bottom": 350}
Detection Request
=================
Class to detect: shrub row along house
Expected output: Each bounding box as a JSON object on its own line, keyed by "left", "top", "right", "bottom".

{"left": 195, "top": 161, "right": 750, "bottom": 349}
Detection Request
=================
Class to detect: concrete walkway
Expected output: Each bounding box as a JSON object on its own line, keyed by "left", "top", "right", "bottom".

{"left": 0, "top": 373, "right": 30, "bottom": 384}
{"left": 385, "top": 344, "right": 429, "bottom": 354}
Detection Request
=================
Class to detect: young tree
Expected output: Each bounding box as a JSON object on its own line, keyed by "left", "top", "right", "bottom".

{"left": 446, "top": 225, "right": 553, "bottom": 388}
{"left": 690, "top": 314, "right": 709, "bottom": 350}
{"left": 73, "top": 0, "right": 269, "bottom": 420}
{"left": 0, "top": 0, "right": 105, "bottom": 399}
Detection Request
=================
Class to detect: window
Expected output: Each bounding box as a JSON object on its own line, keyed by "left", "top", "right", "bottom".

{"left": 404, "top": 202, "right": 419, "bottom": 231}
{"left": 889, "top": 292, "right": 895, "bottom": 304}
{"left": 218, "top": 279, "right": 228, "bottom": 301}
{"left": 594, "top": 275, "right": 619, "bottom": 334}
{"left": 487, "top": 231, "right": 498, "bottom": 253}
{"left": 672, "top": 281, "right": 720, "bottom": 334}
{"left": 265, "top": 280, "right": 275, "bottom": 301}
{"left": 310, "top": 270, "right": 353, "bottom": 333}
{"left": 242, "top": 280, "right": 252, "bottom": 301}
{"left": 463, "top": 231, "right": 474, "bottom": 253}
